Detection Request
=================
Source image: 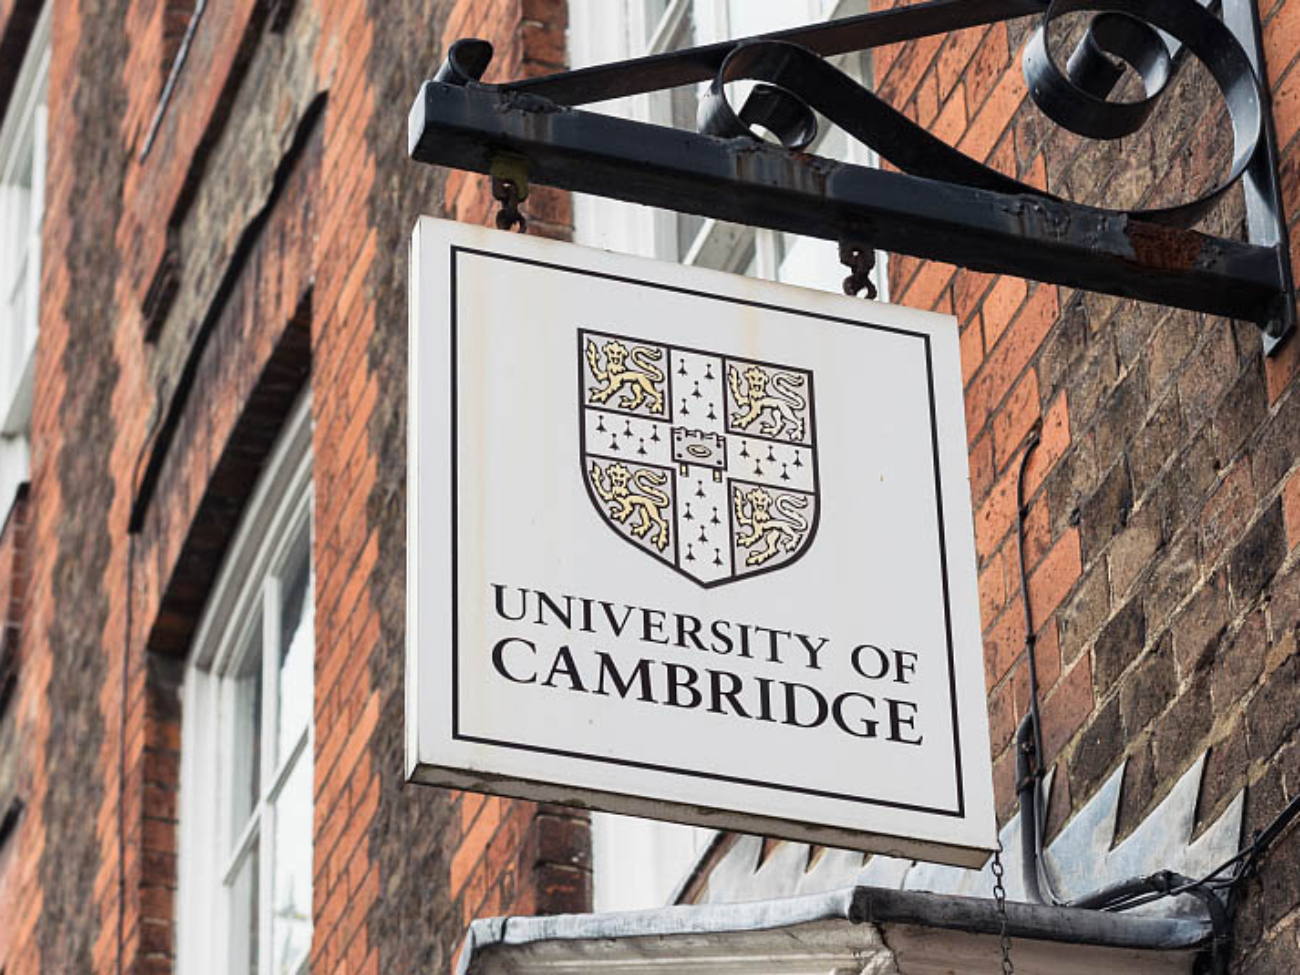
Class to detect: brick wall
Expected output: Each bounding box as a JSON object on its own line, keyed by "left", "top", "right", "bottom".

{"left": 0, "top": 5, "right": 42, "bottom": 969}
{"left": 309, "top": 0, "right": 585, "bottom": 970}
{"left": 0, "top": 1, "right": 587, "bottom": 974}
{"left": 13, "top": 0, "right": 1300, "bottom": 972}
{"left": 370, "top": 5, "right": 585, "bottom": 967}
{"left": 0, "top": 491, "right": 28, "bottom": 971}
{"left": 874, "top": 1, "right": 1300, "bottom": 969}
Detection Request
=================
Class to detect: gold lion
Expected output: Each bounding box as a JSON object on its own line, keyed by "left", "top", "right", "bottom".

{"left": 591, "top": 461, "right": 671, "bottom": 551}
{"left": 734, "top": 487, "right": 809, "bottom": 566}
{"left": 728, "top": 365, "right": 806, "bottom": 440}
{"left": 586, "top": 339, "right": 666, "bottom": 414}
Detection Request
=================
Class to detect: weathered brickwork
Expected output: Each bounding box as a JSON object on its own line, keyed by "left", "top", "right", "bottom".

{"left": 350, "top": 0, "right": 584, "bottom": 971}
{"left": 0, "top": 1, "right": 585, "bottom": 974}
{"left": 0, "top": 490, "right": 28, "bottom": 966}
{"left": 5, "top": 0, "right": 1299, "bottom": 973}
{"left": 875, "top": 0, "right": 1300, "bottom": 968}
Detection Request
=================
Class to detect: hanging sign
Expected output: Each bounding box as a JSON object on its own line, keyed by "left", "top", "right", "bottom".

{"left": 406, "top": 217, "right": 995, "bottom": 866}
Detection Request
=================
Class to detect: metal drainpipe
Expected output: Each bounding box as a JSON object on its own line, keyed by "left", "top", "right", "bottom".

{"left": 1012, "top": 427, "right": 1052, "bottom": 907}
{"left": 1015, "top": 713, "right": 1046, "bottom": 906}
{"left": 1070, "top": 872, "right": 1232, "bottom": 975}
{"left": 1009, "top": 432, "right": 1234, "bottom": 970}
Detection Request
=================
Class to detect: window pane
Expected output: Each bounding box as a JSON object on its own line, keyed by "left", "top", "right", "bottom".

{"left": 276, "top": 543, "right": 312, "bottom": 763}
{"left": 664, "top": 7, "right": 702, "bottom": 258}
{"left": 656, "top": 5, "right": 695, "bottom": 125}
{"left": 233, "top": 627, "right": 263, "bottom": 835}
{"left": 778, "top": 235, "right": 845, "bottom": 292}
{"left": 726, "top": 1, "right": 808, "bottom": 39}
{"left": 644, "top": 0, "right": 670, "bottom": 41}
{"left": 272, "top": 753, "right": 313, "bottom": 975}
{"left": 230, "top": 840, "right": 260, "bottom": 975}
{"left": 676, "top": 213, "right": 705, "bottom": 262}
{"left": 640, "top": 3, "right": 704, "bottom": 259}
{"left": 1, "top": 183, "right": 31, "bottom": 322}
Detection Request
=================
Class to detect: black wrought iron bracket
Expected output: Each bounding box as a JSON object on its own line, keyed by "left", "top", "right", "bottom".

{"left": 409, "top": 0, "right": 1296, "bottom": 352}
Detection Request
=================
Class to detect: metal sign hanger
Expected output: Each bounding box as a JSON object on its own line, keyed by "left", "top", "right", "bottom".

{"left": 409, "top": 0, "right": 1294, "bottom": 351}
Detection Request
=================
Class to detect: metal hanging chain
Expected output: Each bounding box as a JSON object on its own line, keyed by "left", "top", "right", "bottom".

{"left": 992, "top": 841, "right": 1015, "bottom": 974}
{"left": 492, "top": 177, "right": 527, "bottom": 232}
{"left": 838, "top": 239, "right": 878, "bottom": 300}
{"left": 490, "top": 153, "right": 531, "bottom": 233}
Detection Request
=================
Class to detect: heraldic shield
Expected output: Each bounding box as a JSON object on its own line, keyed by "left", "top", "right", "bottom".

{"left": 580, "top": 329, "right": 819, "bottom": 587}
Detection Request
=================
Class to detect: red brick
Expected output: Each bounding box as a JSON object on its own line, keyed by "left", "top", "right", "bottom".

{"left": 1201, "top": 461, "right": 1255, "bottom": 567}
{"left": 1042, "top": 654, "right": 1095, "bottom": 761}
{"left": 981, "top": 275, "right": 1028, "bottom": 349}
{"left": 874, "top": 41, "right": 903, "bottom": 87}
{"left": 933, "top": 81, "right": 967, "bottom": 145}
{"left": 964, "top": 23, "right": 1010, "bottom": 114}
{"left": 979, "top": 546, "right": 1008, "bottom": 633}
{"left": 1023, "top": 150, "right": 1048, "bottom": 191}
{"left": 451, "top": 798, "right": 507, "bottom": 900}
{"left": 880, "top": 31, "right": 943, "bottom": 108}
{"left": 1023, "top": 391, "right": 1070, "bottom": 499}
{"left": 936, "top": 25, "right": 987, "bottom": 100}
{"left": 521, "top": 20, "right": 565, "bottom": 70}
{"left": 958, "top": 48, "right": 1025, "bottom": 162}
{"left": 965, "top": 284, "right": 1060, "bottom": 442}
{"left": 1035, "top": 618, "right": 1063, "bottom": 692}
{"left": 969, "top": 432, "right": 995, "bottom": 505}
{"left": 993, "top": 369, "right": 1041, "bottom": 472}
{"left": 1274, "top": 59, "right": 1300, "bottom": 150}
{"left": 1028, "top": 527, "right": 1082, "bottom": 626}
{"left": 984, "top": 596, "right": 1024, "bottom": 689}
{"left": 953, "top": 268, "right": 994, "bottom": 321}
{"left": 1021, "top": 493, "right": 1052, "bottom": 575}
{"left": 988, "top": 663, "right": 1018, "bottom": 754}
{"left": 988, "top": 132, "right": 1016, "bottom": 179}
{"left": 993, "top": 744, "right": 1018, "bottom": 821}
{"left": 915, "top": 72, "right": 939, "bottom": 128}
{"left": 901, "top": 260, "right": 955, "bottom": 312}
{"left": 521, "top": 0, "right": 566, "bottom": 28}
{"left": 960, "top": 316, "right": 984, "bottom": 386}
{"left": 890, "top": 253, "right": 920, "bottom": 297}
{"left": 1265, "top": 327, "right": 1300, "bottom": 404}
{"left": 1283, "top": 470, "right": 1300, "bottom": 550}
{"left": 975, "top": 463, "right": 1018, "bottom": 563}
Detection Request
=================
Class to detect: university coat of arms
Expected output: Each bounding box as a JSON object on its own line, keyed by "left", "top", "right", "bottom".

{"left": 580, "top": 329, "right": 819, "bottom": 587}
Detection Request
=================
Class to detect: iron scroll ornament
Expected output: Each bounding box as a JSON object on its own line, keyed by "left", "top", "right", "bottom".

{"left": 696, "top": 0, "right": 1265, "bottom": 230}
{"left": 416, "top": 0, "right": 1294, "bottom": 340}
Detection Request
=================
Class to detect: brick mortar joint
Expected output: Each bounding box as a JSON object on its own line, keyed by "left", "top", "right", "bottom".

{"left": 1062, "top": 610, "right": 1290, "bottom": 788}
{"left": 966, "top": 300, "right": 1062, "bottom": 448}
{"left": 1047, "top": 388, "right": 1294, "bottom": 639}
{"left": 1092, "top": 487, "right": 1286, "bottom": 661}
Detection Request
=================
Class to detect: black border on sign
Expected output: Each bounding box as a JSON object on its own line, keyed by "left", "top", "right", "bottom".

{"left": 447, "top": 243, "right": 966, "bottom": 819}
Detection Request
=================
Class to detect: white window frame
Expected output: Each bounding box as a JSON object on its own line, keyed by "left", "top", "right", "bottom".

{"left": 570, "top": 0, "right": 885, "bottom": 911}
{"left": 177, "top": 395, "right": 314, "bottom": 975}
{"left": 0, "top": 1, "right": 50, "bottom": 511}
{"left": 570, "top": 0, "right": 886, "bottom": 296}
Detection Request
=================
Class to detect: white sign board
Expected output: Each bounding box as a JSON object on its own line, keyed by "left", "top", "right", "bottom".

{"left": 407, "top": 217, "right": 995, "bottom": 866}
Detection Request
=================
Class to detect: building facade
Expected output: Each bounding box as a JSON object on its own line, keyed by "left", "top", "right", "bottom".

{"left": 0, "top": 0, "right": 1297, "bottom": 972}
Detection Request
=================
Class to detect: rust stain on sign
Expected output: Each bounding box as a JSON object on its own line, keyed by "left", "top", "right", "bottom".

{"left": 1127, "top": 221, "right": 1208, "bottom": 272}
